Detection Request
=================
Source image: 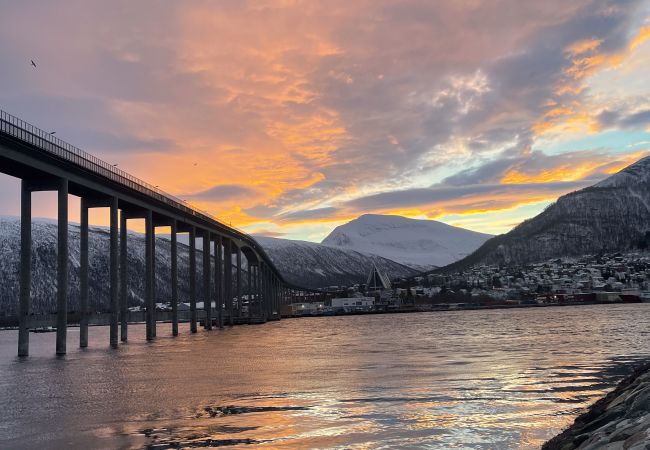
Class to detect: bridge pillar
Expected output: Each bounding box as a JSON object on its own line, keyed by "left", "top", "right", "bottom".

{"left": 189, "top": 226, "right": 197, "bottom": 333}
{"left": 145, "top": 210, "right": 154, "bottom": 340}
{"left": 109, "top": 197, "right": 119, "bottom": 348}
{"left": 203, "top": 230, "right": 212, "bottom": 330}
{"left": 79, "top": 198, "right": 89, "bottom": 348}
{"left": 152, "top": 225, "right": 157, "bottom": 338}
{"left": 263, "top": 264, "right": 270, "bottom": 320}
{"left": 236, "top": 246, "right": 242, "bottom": 320}
{"left": 56, "top": 178, "right": 68, "bottom": 356}
{"left": 171, "top": 220, "right": 178, "bottom": 336}
{"left": 214, "top": 235, "right": 223, "bottom": 329}
{"left": 224, "top": 238, "right": 233, "bottom": 326}
{"left": 120, "top": 211, "right": 128, "bottom": 342}
{"left": 18, "top": 180, "right": 31, "bottom": 357}
{"left": 247, "top": 260, "right": 252, "bottom": 319}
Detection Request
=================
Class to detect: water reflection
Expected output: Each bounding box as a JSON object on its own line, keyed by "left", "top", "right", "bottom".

{"left": 1, "top": 304, "right": 650, "bottom": 449}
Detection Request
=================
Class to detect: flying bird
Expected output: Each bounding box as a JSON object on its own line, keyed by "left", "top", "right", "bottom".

{"left": 30, "top": 60, "right": 36, "bottom": 68}
{"left": 49, "top": 131, "right": 56, "bottom": 135}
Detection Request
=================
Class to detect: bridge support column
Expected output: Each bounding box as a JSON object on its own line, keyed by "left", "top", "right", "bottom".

{"left": 120, "top": 211, "right": 128, "bottom": 342}
{"left": 224, "top": 238, "right": 233, "bottom": 326}
{"left": 215, "top": 235, "right": 223, "bottom": 329}
{"left": 189, "top": 226, "right": 197, "bottom": 333}
{"left": 79, "top": 198, "right": 89, "bottom": 348}
{"left": 247, "top": 261, "right": 252, "bottom": 319}
{"left": 236, "top": 246, "right": 242, "bottom": 320}
{"left": 261, "top": 265, "right": 267, "bottom": 320}
{"left": 109, "top": 197, "right": 119, "bottom": 348}
{"left": 257, "top": 266, "right": 263, "bottom": 320}
{"left": 152, "top": 226, "right": 157, "bottom": 338}
{"left": 203, "top": 230, "right": 212, "bottom": 330}
{"left": 145, "top": 210, "right": 154, "bottom": 341}
{"left": 171, "top": 220, "right": 178, "bottom": 337}
{"left": 56, "top": 179, "right": 68, "bottom": 356}
{"left": 18, "top": 181, "right": 31, "bottom": 357}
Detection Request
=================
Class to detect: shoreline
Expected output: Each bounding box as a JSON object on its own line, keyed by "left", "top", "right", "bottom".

{"left": 543, "top": 361, "right": 650, "bottom": 449}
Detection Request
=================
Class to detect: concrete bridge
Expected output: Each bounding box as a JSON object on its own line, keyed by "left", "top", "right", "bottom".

{"left": 0, "top": 109, "right": 324, "bottom": 357}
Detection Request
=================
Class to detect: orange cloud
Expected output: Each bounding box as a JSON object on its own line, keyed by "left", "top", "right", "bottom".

{"left": 534, "top": 23, "right": 650, "bottom": 138}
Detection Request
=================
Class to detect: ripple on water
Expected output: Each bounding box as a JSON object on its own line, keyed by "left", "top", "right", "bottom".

{"left": 1, "top": 304, "right": 650, "bottom": 449}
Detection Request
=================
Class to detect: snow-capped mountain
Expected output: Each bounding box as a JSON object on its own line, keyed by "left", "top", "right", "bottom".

{"left": 321, "top": 214, "right": 493, "bottom": 270}
{"left": 442, "top": 155, "right": 650, "bottom": 271}
{"left": 0, "top": 217, "right": 206, "bottom": 316}
{"left": 253, "top": 235, "right": 419, "bottom": 288}
{"left": 0, "top": 218, "right": 417, "bottom": 315}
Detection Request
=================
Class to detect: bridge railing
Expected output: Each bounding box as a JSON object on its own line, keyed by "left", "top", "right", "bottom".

{"left": 0, "top": 109, "right": 238, "bottom": 232}
{"left": 0, "top": 108, "right": 309, "bottom": 289}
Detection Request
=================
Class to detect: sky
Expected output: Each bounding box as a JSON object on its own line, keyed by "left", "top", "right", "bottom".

{"left": 1, "top": 0, "right": 649, "bottom": 242}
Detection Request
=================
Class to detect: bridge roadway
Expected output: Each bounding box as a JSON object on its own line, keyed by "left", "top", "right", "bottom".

{"left": 0, "top": 109, "right": 325, "bottom": 357}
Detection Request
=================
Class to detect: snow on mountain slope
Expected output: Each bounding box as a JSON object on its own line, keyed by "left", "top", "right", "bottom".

{"left": 321, "top": 214, "right": 493, "bottom": 270}
{"left": 253, "top": 235, "right": 418, "bottom": 288}
{"left": 0, "top": 217, "right": 418, "bottom": 315}
{"left": 442, "top": 155, "right": 650, "bottom": 271}
{"left": 0, "top": 217, "right": 209, "bottom": 315}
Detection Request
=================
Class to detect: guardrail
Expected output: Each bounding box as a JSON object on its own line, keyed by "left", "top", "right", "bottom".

{"left": 0, "top": 108, "right": 321, "bottom": 290}
{"left": 0, "top": 109, "right": 241, "bottom": 231}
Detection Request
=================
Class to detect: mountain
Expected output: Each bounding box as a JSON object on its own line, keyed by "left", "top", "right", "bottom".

{"left": 441, "top": 156, "right": 650, "bottom": 272}
{"left": 0, "top": 217, "right": 418, "bottom": 315}
{"left": 0, "top": 217, "right": 208, "bottom": 316}
{"left": 321, "top": 214, "right": 493, "bottom": 270}
{"left": 253, "top": 235, "right": 419, "bottom": 288}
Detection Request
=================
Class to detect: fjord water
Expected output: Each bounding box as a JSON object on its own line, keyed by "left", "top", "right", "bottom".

{"left": 2, "top": 305, "right": 650, "bottom": 449}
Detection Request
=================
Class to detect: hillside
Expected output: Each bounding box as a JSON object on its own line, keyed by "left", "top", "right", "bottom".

{"left": 441, "top": 156, "right": 650, "bottom": 272}
{"left": 322, "top": 214, "right": 493, "bottom": 270}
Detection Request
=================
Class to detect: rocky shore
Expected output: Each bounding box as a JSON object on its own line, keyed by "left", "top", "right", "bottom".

{"left": 543, "top": 362, "right": 650, "bottom": 450}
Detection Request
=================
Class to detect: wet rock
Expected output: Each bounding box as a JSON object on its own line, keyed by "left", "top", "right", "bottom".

{"left": 543, "top": 362, "right": 650, "bottom": 450}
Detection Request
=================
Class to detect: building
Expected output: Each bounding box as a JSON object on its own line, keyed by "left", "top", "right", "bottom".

{"left": 331, "top": 297, "right": 375, "bottom": 313}
{"left": 287, "top": 302, "right": 325, "bottom": 316}
{"left": 367, "top": 264, "right": 391, "bottom": 291}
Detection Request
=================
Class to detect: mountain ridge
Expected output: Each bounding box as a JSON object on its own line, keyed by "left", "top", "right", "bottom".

{"left": 321, "top": 213, "right": 493, "bottom": 270}
{"left": 440, "top": 155, "right": 650, "bottom": 272}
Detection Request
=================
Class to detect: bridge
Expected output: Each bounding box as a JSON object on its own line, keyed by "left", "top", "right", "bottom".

{"left": 0, "top": 109, "right": 326, "bottom": 357}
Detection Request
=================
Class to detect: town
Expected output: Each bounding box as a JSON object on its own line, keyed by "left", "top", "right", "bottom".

{"left": 281, "top": 252, "right": 650, "bottom": 317}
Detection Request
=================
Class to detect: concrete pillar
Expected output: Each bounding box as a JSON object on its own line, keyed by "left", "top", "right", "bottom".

{"left": 203, "top": 230, "right": 212, "bottom": 330}
{"left": 215, "top": 234, "right": 223, "bottom": 329}
{"left": 109, "top": 197, "right": 119, "bottom": 349}
{"left": 151, "top": 225, "right": 156, "bottom": 338}
{"left": 171, "top": 220, "right": 178, "bottom": 337}
{"left": 247, "top": 262, "right": 252, "bottom": 319}
{"left": 236, "top": 246, "right": 242, "bottom": 319}
{"left": 56, "top": 179, "right": 68, "bottom": 356}
{"left": 18, "top": 180, "right": 31, "bottom": 357}
{"left": 145, "top": 210, "right": 154, "bottom": 341}
{"left": 189, "top": 226, "right": 197, "bottom": 333}
{"left": 256, "top": 265, "right": 261, "bottom": 319}
{"left": 224, "top": 238, "right": 233, "bottom": 326}
{"left": 119, "top": 211, "right": 127, "bottom": 342}
{"left": 79, "top": 198, "right": 89, "bottom": 348}
{"left": 261, "top": 265, "right": 267, "bottom": 320}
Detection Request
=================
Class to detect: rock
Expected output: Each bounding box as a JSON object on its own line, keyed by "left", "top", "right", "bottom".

{"left": 543, "top": 363, "right": 650, "bottom": 450}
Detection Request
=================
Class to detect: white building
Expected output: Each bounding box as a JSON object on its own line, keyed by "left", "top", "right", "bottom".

{"left": 331, "top": 297, "right": 374, "bottom": 312}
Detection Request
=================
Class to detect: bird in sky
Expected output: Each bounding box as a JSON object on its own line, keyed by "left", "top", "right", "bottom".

{"left": 49, "top": 131, "right": 56, "bottom": 135}
{"left": 30, "top": 60, "right": 36, "bottom": 68}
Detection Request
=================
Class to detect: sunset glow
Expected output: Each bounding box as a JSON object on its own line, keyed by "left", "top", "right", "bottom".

{"left": 1, "top": 1, "right": 649, "bottom": 240}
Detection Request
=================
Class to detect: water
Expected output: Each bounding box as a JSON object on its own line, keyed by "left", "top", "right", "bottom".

{"left": 2, "top": 304, "right": 650, "bottom": 449}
